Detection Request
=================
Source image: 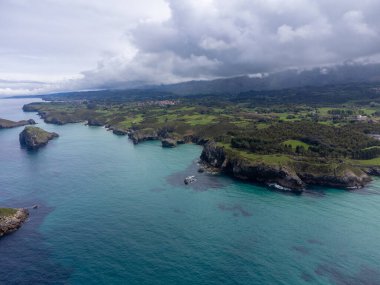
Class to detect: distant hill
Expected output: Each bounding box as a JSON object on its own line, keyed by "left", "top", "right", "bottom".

{"left": 153, "top": 63, "right": 380, "bottom": 95}
{"left": 11, "top": 62, "right": 380, "bottom": 101}
{"left": 13, "top": 89, "right": 175, "bottom": 102}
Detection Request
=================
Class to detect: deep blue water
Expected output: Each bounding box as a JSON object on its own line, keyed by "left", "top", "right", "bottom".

{"left": 1, "top": 98, "right": 380, "bottom": 285}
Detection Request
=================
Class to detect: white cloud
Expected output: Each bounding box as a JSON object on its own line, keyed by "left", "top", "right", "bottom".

{"left": 199, "top": 37, "right": 233, "bottom": 51}
{"left": 0, "top": 0, "right": 170, "bottom": 95}
{"left": 343, "top": 10, "right": 376, "bottom": 36}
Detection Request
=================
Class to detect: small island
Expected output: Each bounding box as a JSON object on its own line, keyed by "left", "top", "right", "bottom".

{"left": 0, "top": 118, "right": 36, "bottom": 129}
{"left": 0, "top": 208, "right": 29, "bottom": 237}
{"left": 19, "top": 126, "right": 59, "bottom": 150}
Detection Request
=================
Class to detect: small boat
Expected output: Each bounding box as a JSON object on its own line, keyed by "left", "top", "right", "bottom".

{"left": 184, "top": 175, "right": 197, "bottom": 185}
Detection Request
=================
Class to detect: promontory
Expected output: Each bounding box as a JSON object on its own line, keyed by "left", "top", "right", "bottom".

{"left": 0, "top": 118, "right": 36, "bottom": 129}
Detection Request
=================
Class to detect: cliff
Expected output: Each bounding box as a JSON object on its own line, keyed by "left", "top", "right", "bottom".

{"left": 0, "top": 208, "right": 29, "bottom": 237}
{"left": 0, "top": 118, "right": 36, "bottom": 129}
{"left": 200, "top": 142, "right": 371, "bottom": 192}
{"left": 128, "top": 128, "right": 159, "bottom": 144}
{"left": 19, "top": 126, "right": 59, "bottom": 150}
{"left": 161, "top": 138, "right": 177, "bottom": 148}
{"left": 294, "top": 161, "right": 371, "bottom": 189}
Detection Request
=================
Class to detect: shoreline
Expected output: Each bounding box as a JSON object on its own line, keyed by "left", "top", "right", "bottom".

{"left": 200, "top": 142, "right": 376, "bottom": 193}
{"left": 21, "top": 102, "right": 380, "bottom": 193}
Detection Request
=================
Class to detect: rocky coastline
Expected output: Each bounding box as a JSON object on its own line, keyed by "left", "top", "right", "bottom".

{"left": 22, "top": 102, "right": 379, "bottom": 193}
{"left": 0, "top": 208, "right": 29, "bottom": 237}
{"left": 0, "top": 118, "right": 36, "bottom": 129}
{"left": 200, "top": 142, "right": 373, "bottom": 193}
{"left": 128, "top": 129, "right": 159, "bottom": 144}
{"left": 161, "top": 138, "right": 177, "bottom": 148}
{"left": 114, "top": 131, "right": 373, "bottom": 193}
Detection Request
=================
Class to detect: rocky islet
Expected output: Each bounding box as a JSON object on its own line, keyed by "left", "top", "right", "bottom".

{"left": 19, "top": 126, "right": 59, "bottom": 150}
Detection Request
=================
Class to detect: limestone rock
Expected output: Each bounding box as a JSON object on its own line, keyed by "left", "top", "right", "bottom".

{"left": 19, "top": 126, "right": 59, "bottom": 150}
{"left": 161, "top": 138, "right": 177, "bottom": 148}
{"left": 0, "top": 208, "right": 29, "bottom": 237}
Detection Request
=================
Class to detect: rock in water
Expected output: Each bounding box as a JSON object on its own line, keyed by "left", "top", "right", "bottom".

{"left": 184, "top": 176, "right": 197, "bottom": 185}
{"left": 0, "top": 208, "right": 29, "bottom": 237}
{"left": 161, "top": 138, "right": 177, "bottom": 148}
{"left": 19, "top": 126, "right": 59, "bottom": 150}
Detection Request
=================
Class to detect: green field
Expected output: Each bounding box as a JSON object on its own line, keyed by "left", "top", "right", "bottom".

{"left": 219, "top": 143, "right": 291, "bottom": 165}
{"left": 353, "top": 157, "right": 380, "bottom": 166}
{"left": 117, "top": 114, "right": 144, "bottom": 128}
{"left": 181, "top": 114, "right": 217, "bottom": 126}
{"left": 282, "top": 140, "right": 310, "bottom": 150}
{"left": 0, "top": 208, "right": 17, "bottom": 218}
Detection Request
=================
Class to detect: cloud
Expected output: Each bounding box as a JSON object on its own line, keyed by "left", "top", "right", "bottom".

{"left": 2, "top": 0, "right": 380, "bottom": 95}
{"left": 343, "top": 10, "right": 376, "bottom": 36}
{"left": 0, "top": 0, "right": 170, "bottom": 95}
{"left": 71, "top": 0, "right": 380, "bottom": 90}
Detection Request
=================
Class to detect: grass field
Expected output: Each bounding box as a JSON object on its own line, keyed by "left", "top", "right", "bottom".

{"left": 117, "top": 114, "right": 144, "bottom": 128}
{"left": 0, "top": 208, "right": 17, "bottom": 218}
{"left": 218, "top": 143, "right": 291, "bottom": 165}
{"left": 353, "top": 157, "right": 380, "bottom": 166}
{"left": 282, "top": 140, "right": 310, "bottom": 150}
{"left": 181, "top": 114, "right": 217, "bottom": 126}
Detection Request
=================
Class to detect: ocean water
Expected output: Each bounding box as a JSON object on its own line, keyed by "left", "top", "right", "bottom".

{"left": 0, "top": 98, "right": 380, "bottom": 285}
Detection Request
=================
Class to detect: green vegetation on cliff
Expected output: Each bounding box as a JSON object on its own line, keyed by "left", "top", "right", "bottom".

{"left": 0, "top": 208, "right": 17, "bottom": 218}
{"left": 21, "top": 82, "right": 380, "bottom": 190}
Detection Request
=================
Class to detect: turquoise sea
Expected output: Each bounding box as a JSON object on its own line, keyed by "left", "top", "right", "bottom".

{"left": 0, "top": 98, "right": 380, "bottom": 285}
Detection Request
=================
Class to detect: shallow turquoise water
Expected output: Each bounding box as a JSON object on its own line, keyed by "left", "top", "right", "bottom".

{"left": 0, "top": 98, "right": 380, "bottom": 285}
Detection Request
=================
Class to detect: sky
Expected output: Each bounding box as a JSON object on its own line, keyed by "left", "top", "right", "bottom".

{"left": 1, "top": 0, "right": 380, "bottom": 96}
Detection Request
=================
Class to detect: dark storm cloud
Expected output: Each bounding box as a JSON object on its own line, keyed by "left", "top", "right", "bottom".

{"left": 71, "top": 0, "right": 380, "bottom": 91}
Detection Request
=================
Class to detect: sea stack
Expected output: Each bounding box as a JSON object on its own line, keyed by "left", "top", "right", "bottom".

{"left": 19, "top": 126, "right": 59, "bottom": 150}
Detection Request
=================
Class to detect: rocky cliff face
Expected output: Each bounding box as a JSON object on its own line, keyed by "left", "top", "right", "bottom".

{"left": 109, "top": 127, "right": 128, "bottom": 136}
{"left": 19, "top": 126, "right": 59, "bottom": 150}
{"left": 0, "top": 118, "right": 36, "bottom": 129}
{"left": 201, "top": 142, "right": 304, "bottom": 192}
{"left": 200, "top": 142, "right": 227, "bottom": 167}
{"left": 297, "top": 169, "right": 371, "bottom": 189}
{"left": 200, "top": 142, "right": 372, "bottom": 192}
{"left": 0, "top": 208, "right": 29, "bottom": 237}
{"left": 362, "top": 167, "right": 380, "bottom": 176}
{"left": 128, "top": 129, "right": 159, "bottom": 144}
{"left": 87, "top": 118, "right": 105, "bottom": 126}
{"left": 183, "top": 135, "right": 209, "bottom": 145}
{"left": 161, "top": 138, "right": 177, "bottom": 148}
{"left": 227, "top": 157, "right": 305, "bottom": 192}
